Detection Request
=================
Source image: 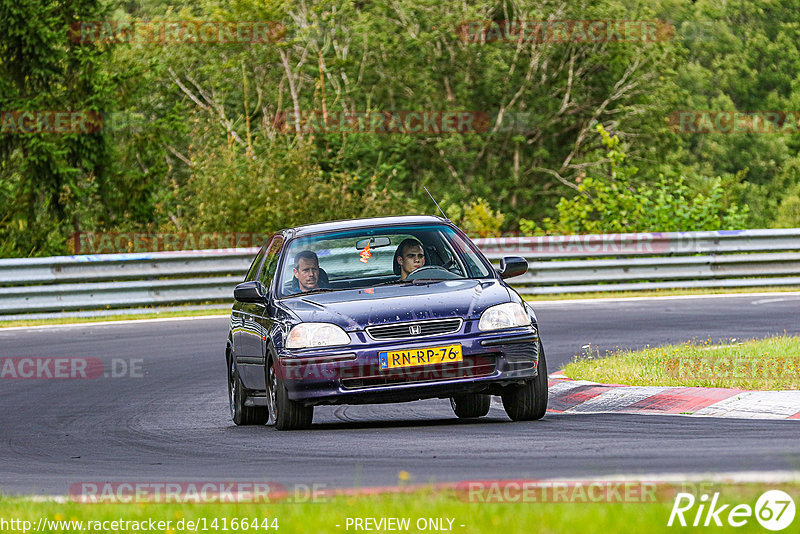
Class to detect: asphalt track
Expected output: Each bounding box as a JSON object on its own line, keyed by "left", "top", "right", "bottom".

{"left": 1, "top": 293, "right": 799, "bottom": 495}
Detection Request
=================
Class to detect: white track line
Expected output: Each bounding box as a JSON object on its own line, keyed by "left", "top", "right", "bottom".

{"left": 4, "top": 291, "right": 800, "bottom": 330}
{"left": 530, "top": 291, "right": 800, "bottom": 306}
{"left": 0, "top": 314, "right": 229, "bottom": 332}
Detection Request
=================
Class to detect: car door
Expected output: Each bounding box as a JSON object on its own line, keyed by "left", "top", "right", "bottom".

{"left": 237, "top": 234, "right": 285, "bottom": 390}
{"left": 231, "top": 243, "right": 265, "bottom": 360}
{"left": 232, "top": 239, "right": 270, "bottom": 387}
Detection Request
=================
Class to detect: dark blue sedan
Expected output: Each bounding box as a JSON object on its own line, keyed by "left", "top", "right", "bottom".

{"left": 226, "top": 215, "right": 547, "bottom": 430}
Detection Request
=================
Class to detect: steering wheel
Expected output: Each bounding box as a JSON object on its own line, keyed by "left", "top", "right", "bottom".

{"left": 406, "top": 265, "right": 463, "bottom": 281}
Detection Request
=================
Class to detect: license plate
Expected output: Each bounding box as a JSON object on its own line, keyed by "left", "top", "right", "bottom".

{"left": 379, "top": 344, "right": 463, "bottom": 370}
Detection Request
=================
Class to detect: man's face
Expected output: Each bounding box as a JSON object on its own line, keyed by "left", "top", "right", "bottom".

{"left": 397, "top": 245, "right": 425, "bottom": 279}
{"left": 293, "top": 257, "right": 319, "bottom": 292}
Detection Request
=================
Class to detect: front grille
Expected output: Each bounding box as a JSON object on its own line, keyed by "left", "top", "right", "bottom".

{"left": 366, "top": 318, "right": 462, "bottom": 340}
{"left": 340, "top": 354, "right": 497, "bottom": 389}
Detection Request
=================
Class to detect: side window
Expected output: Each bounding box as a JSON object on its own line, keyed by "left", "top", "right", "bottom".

{"left": 244, "top": 246, "right": 267, "bottom": 282}
{"left": 258, "top": 236, "right": 285, "bottom": 289}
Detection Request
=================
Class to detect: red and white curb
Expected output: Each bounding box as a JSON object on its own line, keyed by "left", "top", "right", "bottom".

{"left": 492, "top": 373, "right": 800, "bottom": 420}
{"left": 30, "top": 469, "right": 800, "bottom": 503}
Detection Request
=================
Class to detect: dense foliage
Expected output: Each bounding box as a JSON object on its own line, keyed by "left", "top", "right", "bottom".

{"left": 1, "top": 0, "right": 799, "bottom": 256}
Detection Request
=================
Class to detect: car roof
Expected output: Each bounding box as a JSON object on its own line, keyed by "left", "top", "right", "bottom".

{"left": 283, "top": 215, "right": 451, "bottom": 238}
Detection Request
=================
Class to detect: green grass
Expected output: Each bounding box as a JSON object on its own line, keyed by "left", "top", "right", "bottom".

{"left": 0, "top": 308, "right": 227, "bottom": 329}
{"left": 1, "top": 483, "right": 797, "bottom": 533}
{"left": 564, "top": 336, "right": 800, "bottom": 390}
{"left": 523, "top": 286, "right": 800, "bottom": 302}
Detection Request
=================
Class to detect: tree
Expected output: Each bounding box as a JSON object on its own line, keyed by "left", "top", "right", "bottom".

{"left": 521, "top": 125, "right": 748, "bottom": 234}
{"left": 0, "top": 0, "right": 116, "bottom": 256}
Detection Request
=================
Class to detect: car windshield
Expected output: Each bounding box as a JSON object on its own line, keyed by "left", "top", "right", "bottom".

{"left": 277, "top": 224, "right": 492, "bottom": 297}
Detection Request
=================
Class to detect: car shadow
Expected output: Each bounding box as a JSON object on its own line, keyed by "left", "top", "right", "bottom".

{"left": 305, "top": 416, "right": 513, "bottom": 431}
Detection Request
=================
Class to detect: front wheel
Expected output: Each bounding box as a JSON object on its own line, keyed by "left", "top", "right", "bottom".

{"left": 450, "top": 393, "right": 491, "bottom": 418}
{"left": 501, "top": 341, "right": 548, "bottom": 421}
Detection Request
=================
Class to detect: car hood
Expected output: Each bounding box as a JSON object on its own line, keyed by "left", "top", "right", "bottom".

{"left": 278, "top": 279, "right": 512, "bottom": 331}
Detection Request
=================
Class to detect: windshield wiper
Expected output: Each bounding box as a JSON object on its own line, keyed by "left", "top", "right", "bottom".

{"left": 409, "top": 278, "right": 447, "bottom": 285}
{"left": 375, "top": 278, "right": 448, "bottom": 287}
{"left": 292, "top": 287, "right": 338, "bottom": 296}
{"left": 375, "top": 279, "right": 413, "bottom": 287}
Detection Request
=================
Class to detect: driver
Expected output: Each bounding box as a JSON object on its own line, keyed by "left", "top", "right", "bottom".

{"left": 394, "top": 238, "right": 426, "bottom": 280}
{"left": 292, "top": 250, "right": 327, "bottom": 292}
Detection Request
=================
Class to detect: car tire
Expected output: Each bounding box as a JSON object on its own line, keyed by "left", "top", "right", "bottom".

{"left": 228, "top": 355, "right": 269, "bottom": 426}
{"left": 265, "top": 358, "right": 278, "bottom": 427}
{"left": 501, "top": 341, "right": 549, "bottom": 421}
{"left": 272, "top": 360, "right": 314, "bottom": 430}
{"left": 450, "top": 393, "right": 491, "bottom": 418}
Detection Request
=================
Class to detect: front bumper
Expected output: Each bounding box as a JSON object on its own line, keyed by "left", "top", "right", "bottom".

{"left": 275, "top": 324, "right": 539, "bottom": 406}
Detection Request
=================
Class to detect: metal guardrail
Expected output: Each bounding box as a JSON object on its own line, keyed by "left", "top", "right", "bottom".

{"left": 472, "top": 228, "right": 800, "bottom": 294}
{"left": 472, "top": 228, "right": 800, "bottom": 259}
{"left": 0, "top": 250, "right": 257, "bottom": 314}
{"left": 1, "top": 229, "right": 799, "bottom": 314}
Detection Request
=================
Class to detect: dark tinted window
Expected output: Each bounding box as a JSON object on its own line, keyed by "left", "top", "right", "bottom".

{"left": 258, "top": 236, "right": 284, "bottom": 289}
{"left": 244, "top": 246, "right": 266, "bottom": 282}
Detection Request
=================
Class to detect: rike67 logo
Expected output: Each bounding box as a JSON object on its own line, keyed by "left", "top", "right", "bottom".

{"left": 668, "top": 490, "right": 795, "bottom": 530}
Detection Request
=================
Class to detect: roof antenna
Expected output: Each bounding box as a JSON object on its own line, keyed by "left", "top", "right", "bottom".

{"left": 424, "top": 186, "right": 449, "bottom": 221}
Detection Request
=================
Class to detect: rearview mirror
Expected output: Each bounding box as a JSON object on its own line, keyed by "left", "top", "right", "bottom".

{"left": 355, "top": 236, "right": 391, "bottom": 250}
{"left": 497, "top": 256, "right": 528, "bottom": 279}
{"left": 234, "top": 281, "right": 267, "bottom": 303}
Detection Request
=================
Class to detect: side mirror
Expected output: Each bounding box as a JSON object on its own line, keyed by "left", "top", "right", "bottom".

{"left": 234, "top": 280, "right": 267, "bottom": 303}
{"left": 497, "top": 256, "right": 528, "bottom": 279}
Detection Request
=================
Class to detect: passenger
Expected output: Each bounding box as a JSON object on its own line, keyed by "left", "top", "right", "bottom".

{"left": 393, "top": 239, "right": 426, "bottom": 280}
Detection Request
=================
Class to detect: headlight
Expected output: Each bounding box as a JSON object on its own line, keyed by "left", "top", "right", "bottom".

{"left": 478, "top": 302, "right": 530, "bottom": 332}
{"left": 286, "top": 322, "right": 351, "bottom": 349}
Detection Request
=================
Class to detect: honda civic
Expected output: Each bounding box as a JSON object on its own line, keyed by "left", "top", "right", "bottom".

{"left": 226, "top": 215, "right": 546, "bottom": 430}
